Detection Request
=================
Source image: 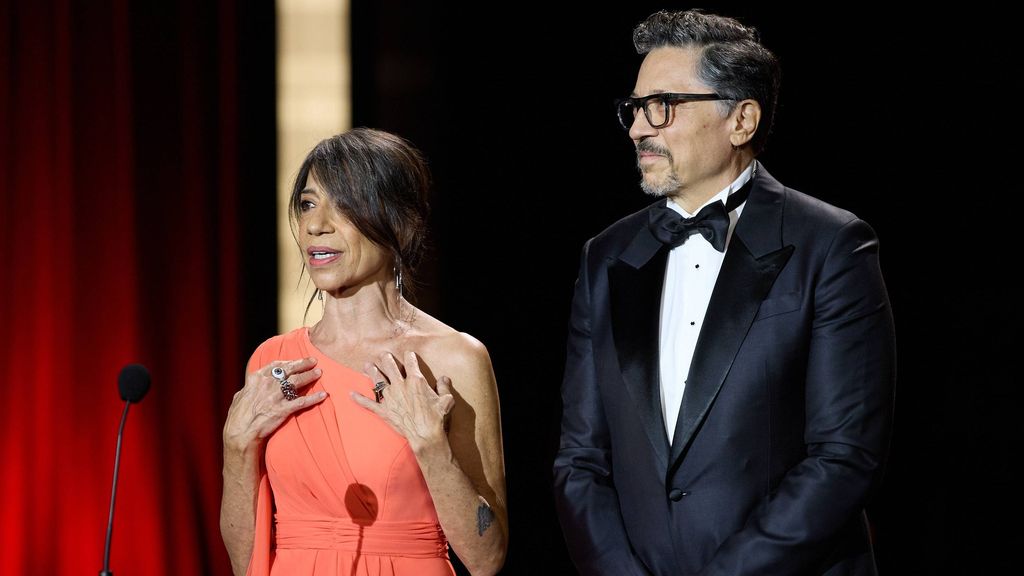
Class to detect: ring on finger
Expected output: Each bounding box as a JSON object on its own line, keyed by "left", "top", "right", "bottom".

{"left": 372, "top": 381, "right": 388, "bottom": 403}
{"left": 271, "top": 366, "right": 287, "bottom": 381}
{"left": 280, "top": 380, "right": 299, "bottom": 401}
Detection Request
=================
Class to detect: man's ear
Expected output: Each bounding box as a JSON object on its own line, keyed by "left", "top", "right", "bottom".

{"left": 729, "top": 99, "right": 762, "bottom": 148}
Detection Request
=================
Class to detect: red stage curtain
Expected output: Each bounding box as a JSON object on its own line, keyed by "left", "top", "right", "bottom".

{"left": 1, "top": 1, "right": 261, "bottom": 573}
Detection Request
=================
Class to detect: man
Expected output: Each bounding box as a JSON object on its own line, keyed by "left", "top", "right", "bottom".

{"left": 553, "top": 9, "right": 895, "bottom": 576}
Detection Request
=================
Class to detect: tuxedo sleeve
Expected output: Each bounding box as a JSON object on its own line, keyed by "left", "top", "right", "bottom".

{"left": 699, "top": 218, "right": 897, "bottom": 575}
{"left": 553, "top": 240, "right": 651, "bottom": 576}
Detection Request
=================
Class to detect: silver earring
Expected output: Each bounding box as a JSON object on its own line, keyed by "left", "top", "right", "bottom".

{"left": 395, "top": 266, "right": 404, "bottom": 296}
{"left": 317, "top": 290, "right": 323, "bottom": 301}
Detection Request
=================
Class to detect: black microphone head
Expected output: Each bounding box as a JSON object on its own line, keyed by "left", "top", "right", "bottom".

{"left": 118, "top": 364, "right": 151, "bottom": 403}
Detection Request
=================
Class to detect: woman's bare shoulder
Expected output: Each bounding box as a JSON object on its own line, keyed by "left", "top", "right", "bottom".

{"left": 409, "top": 309, "right": 494, "bottom": 383}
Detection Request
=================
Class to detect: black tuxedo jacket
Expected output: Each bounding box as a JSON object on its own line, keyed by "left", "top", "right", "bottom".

{"left": 553, "top": 163, "right": 896, "bottom": 575}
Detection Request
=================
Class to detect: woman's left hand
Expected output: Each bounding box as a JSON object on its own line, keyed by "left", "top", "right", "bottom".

{"left": 350, "top": 351, "right": 455, "bottom": 452}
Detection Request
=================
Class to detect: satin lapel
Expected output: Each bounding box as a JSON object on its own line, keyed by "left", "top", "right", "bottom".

{"left": 609, "top": 220, "right": 671, "bottom": 473}
{"left": 668, "top": 164, "right": 795, "bottom": 470}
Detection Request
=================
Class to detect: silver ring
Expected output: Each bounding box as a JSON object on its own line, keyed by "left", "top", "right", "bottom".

{"left": 372, "top": 381, "right": 388, "bottom": 403}
{"left": 271, "top": 366, "right": 287, "bottom": 381}
{"left": 280, "top": 380, "right": 298, "bottom": 401}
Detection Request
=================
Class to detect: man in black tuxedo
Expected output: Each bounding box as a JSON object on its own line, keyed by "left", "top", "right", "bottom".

{"left": 553, "top": 9, "right": 896, "bottom": 575}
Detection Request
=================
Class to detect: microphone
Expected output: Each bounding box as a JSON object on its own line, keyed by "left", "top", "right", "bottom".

{"left": 118, "top": 364, "right": 151, "bottom": 403}
{"left": 100, "top": 364, "right": 151, "bottom": 576}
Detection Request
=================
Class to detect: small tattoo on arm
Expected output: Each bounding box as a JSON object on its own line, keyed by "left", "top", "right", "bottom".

{"left": 476, "top": 500, "right": 494, "bottom": 536}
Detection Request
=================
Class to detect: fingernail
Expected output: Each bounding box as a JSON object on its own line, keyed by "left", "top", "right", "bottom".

{"left": 318, "top": 392, "right": 328, "bottom": 399}
{"left": 314, "top": 368, "right": 322, "bottom": 375}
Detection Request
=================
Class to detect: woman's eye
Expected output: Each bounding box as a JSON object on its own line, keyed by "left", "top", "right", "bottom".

{"left": 299, "top": 199, "right": 315, "bottom": 212}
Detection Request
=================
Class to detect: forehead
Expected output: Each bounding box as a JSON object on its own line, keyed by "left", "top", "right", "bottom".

{"left": 302, "top": 171, "right": 326, "bottom": 193}
{"left": 634, "top": 46, "right": 707, "bottom": 95}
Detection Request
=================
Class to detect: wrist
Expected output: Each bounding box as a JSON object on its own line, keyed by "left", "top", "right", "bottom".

{"left": 409, "top": 432, "right": 452, "bottom": 462}
{"left": 223, "top": 431, "right": 261, "bottom": 455}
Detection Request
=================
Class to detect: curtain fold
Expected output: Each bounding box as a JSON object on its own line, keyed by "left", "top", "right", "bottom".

{"left": 1, "top": 1, "right": 268, "bottom": 573}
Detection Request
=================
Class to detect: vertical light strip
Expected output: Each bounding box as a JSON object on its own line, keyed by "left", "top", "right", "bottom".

{"left": 276, "top": 0, "right": 350, "bottom": 332}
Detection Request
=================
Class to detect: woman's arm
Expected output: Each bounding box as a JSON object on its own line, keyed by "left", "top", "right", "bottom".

{"left": 219, "top": 436, "right": 261, "bottom": 576}
{"left": 352, "top": 343, "right": 508, "bottom": 575}
{"left": 414, "top": 338, "right": 508, "bottom": 575}
{"left": 220, "top": 357, "right": 326, "bottom": 575}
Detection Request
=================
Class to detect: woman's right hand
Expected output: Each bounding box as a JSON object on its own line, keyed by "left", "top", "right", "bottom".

{"left": 223, "top": 357, "right": 327, "bottom": 451}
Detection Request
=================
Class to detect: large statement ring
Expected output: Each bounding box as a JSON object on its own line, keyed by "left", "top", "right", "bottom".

{"left": 372, "top": 381, "right": 388, "bottom": 403}
{"left": 271, "top": 366, "right": 287, "bottom": 381}
{"left": 280, "top": 380, "right": 299, "bottom": 401}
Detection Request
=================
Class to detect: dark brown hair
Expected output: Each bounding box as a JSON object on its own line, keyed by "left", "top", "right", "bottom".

{"left": 289, "top": 128, "right": 431, "bottom": 287}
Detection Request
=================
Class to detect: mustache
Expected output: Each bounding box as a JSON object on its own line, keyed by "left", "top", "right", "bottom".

{"left": 636, "top": 138, "right": 672, "bottom": 158}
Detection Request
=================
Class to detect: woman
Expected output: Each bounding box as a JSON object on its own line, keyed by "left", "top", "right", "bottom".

{"left": 220, "top": 128, "right": 507, "bottom": 576}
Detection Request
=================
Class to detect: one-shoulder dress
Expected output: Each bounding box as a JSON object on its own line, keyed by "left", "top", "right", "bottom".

{"left": 245, "top": 328, "right": 454, "bottom": 576}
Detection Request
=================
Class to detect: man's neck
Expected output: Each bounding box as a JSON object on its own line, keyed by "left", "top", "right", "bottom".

{"left": 669, "top": 155, "right": 756, "bottom": 214}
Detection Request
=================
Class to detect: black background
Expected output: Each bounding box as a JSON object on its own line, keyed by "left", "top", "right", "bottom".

{"left": 341, "top": 2, "right": 1014, "bottom": 573}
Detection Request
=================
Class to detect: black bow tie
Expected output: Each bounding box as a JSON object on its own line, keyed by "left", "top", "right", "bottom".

{"left": 648, "top": 179, "right": 752, "bottom": 252}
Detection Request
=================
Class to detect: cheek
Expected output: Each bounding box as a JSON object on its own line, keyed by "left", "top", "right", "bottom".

{"left": 358, "top": 242, "right": 388, "bottom": 269}
{"left": 665, "top": 140, "right": 692, "bottom": 166}
{"left": 669, "top": 131, "right": 721, "bottom": 166}
{"left": 664, "top": 130, "right": 693, "bottom": 159}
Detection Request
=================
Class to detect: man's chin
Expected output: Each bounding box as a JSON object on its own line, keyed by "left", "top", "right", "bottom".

{"left": 639, "top": 174, "right": 679, "bottom": 197}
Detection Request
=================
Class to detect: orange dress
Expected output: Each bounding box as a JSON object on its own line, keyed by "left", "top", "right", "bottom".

{"left": 245, "top": 328, "right": 454, "bottom": 576}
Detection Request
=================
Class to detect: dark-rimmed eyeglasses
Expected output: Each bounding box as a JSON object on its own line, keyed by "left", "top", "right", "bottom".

{"left": 616, "top": 93, "right": 728, "bottom": 130}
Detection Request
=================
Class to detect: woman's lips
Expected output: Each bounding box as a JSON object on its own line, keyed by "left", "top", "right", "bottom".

{"left": 307, "top": 247, "right": 341, "bottom": 267}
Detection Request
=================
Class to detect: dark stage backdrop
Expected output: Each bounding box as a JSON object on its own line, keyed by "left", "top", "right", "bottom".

{"left": 1, "top": 1, "right": 1014, "bottom": 574}
{"left": 351, "top": 2, "right": 1015, "bottom": 574}
{"left": 0, "top": 0, "right": 275, "bottom": 574}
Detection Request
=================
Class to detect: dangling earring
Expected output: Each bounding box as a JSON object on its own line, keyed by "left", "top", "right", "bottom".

{"left": 317, "top": 289, "right": 323, "bottom": 301}
{"left": 394, "top": 265, "right": 404, "bottom": 298}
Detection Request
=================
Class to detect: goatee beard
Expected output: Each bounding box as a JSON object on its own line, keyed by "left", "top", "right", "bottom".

{"left": 639, "top": 172, "right": 682, "bottom": 197}
{"left": 635, "top": 139, "right": 679, "bottom": 197}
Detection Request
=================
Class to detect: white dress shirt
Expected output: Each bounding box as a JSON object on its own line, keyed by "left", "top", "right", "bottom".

{"left": 659, "top": 162, "right": 755, "bottom": 443}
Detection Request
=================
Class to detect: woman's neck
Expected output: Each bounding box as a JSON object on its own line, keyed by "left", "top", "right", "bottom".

{"left": 311, "top": 280, "right": 414, "bottom": 346}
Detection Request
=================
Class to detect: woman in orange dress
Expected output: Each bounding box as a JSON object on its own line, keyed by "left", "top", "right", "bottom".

{"left": 220, "top": 129, "right": 507, "bottom": 576}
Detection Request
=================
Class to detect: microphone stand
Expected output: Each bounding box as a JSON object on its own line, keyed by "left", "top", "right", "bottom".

{"left": 99, "top": 399, "right": 132, "bottom": 576}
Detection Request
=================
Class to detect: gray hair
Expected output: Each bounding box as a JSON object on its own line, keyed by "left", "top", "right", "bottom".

{"left": 633, "top": 10, "right": 781, "bottom": 154}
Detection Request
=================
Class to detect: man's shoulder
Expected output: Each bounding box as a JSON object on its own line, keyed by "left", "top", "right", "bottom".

{"left": 780, "top": 185, "right": 859, "bottom": 229}
{"left": 761, "top": 178, "right": 884, "bottom": 256}
{"left": 584, "top": 200, "right": 660, "bottom": 255}
{"left": 755, "top": 163, "right": 860, "bottom": 229}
